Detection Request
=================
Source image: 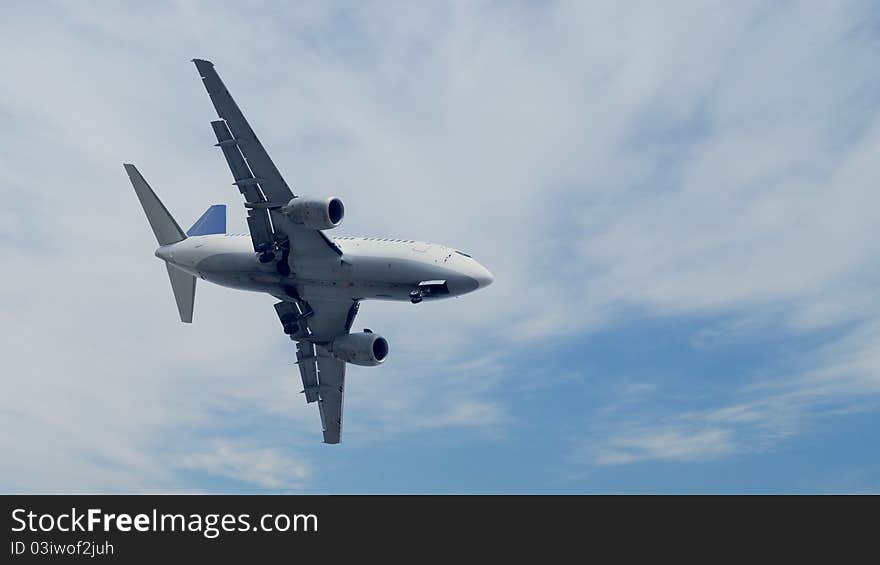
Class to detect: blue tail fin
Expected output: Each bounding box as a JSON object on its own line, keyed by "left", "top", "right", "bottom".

{"left": 187, "top": 204, "right": 226, "bottom": 236}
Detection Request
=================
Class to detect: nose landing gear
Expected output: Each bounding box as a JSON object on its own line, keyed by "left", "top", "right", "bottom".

{"left": 410, "top": 280, "right": 449, "bottom": 304}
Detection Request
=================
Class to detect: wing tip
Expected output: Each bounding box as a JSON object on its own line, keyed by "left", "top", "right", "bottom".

{"left": 192, "top": 58, "right": 214, "bottom": 75}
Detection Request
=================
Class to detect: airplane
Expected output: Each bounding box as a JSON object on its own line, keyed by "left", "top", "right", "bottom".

{"left": 124, "top": 59, "right": 494, "bottom": 444}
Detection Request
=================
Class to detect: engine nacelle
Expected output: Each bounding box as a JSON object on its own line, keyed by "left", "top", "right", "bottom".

{"left": 329, "top": 332, "right": 389, "bottom": 366}
{"left": 281, "top": 196, "right": 344, "bottom": 230}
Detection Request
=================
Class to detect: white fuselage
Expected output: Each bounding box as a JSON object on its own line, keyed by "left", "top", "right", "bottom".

{"left": 155, "top": 234, "right": 494, "bottom": 304}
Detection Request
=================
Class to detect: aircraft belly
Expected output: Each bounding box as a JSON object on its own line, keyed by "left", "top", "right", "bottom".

{"left": 298, "top": 282, "right": 409, "bottom": 302}
{"left": 207, "top": 273, "right": 279, "bottom": 293}
{"left": 190, "top": 247, "right": 464, "bottom": 300}
{"left": 195, "top": 252, "right": 278, "bottom": 293}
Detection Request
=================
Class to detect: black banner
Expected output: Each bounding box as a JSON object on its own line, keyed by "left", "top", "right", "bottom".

{"left": 1, "top": 495, "right": 875, "bottom": 561}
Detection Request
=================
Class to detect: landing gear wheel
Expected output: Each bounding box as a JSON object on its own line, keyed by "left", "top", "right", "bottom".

{"left": 409, "top": 291, "right": 423, "bottom": 304}
{"left": 410, "top": 297, "right": 423, "bottom": 304}
{"left": 258, "top": 252, "right": 274, "bottom": 263}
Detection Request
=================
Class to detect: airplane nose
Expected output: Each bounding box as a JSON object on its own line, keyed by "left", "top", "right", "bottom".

{"left": 474, "top": 265, "right": 495, "bottom": 288}
{"left": 449, "top": 259, "right": 495, "bottom": 295}
{"left": 474, "top": 264, "right": 494, "bottom": 288}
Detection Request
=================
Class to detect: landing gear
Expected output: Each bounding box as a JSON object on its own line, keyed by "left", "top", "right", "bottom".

{"left": 409, "top": 290, "right": 423, "bottom": 304}
{"left": 274, "top": 300, "right": 314, "bottom": 338}
{"left": 278, "top": 239, "right": 292, "bottom": 276}
{"left": 258, "top": 252, "right": 274, "bottom": 263}
{"left": 255, "top": 241, "right": 274, "bottom": 263}
{"left": 266, "top": 238, "right": 290, "bottom": 277}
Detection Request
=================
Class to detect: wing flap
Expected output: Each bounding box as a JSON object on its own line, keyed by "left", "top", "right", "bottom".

{"left": 296, "top": 341, "right": 320, "bottom": 403}
{"left": 316, "top": 347, "right": 345, "bottom": 444}
{"left": 210, "top": 120, "right": 274, "bottom": 251}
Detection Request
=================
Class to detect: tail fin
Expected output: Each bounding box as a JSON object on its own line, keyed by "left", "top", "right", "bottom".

{"left": 124, "top": 163, "right": 196, "bottom": 323}
{"left": 187, "top": 204, "right": 226, "bottom": 236}
{"left": 123, "top": 164, "right": 186, "bottom": 245}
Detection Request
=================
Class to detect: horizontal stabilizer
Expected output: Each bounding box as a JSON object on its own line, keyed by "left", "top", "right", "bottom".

{"left": 187, "top": 204, "right": 226, "bottom": 236}
{"left": 166, "top": 264, "right": 196, "bottom": 323}
{"left": 124, "top": 164, "right": 186, "bottom": 246}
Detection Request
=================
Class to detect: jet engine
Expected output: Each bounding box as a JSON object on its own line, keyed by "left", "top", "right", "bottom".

{"left": 281, "top": 196, "right": 344, "bottom": 230}
{"left": 329, "top": 331, "right": 389, "bottom": 366}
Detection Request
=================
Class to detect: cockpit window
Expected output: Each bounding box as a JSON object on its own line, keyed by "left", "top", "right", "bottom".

{"left": 455, "top": 250, "right": 472, "bottom": 258}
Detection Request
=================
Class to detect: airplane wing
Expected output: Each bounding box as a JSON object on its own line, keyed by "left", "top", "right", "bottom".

{"left": 275, "top": 298, "right": 360, "bottom": 444}
{"left": 192, "top": 59, "right": 341, "bottom": 262}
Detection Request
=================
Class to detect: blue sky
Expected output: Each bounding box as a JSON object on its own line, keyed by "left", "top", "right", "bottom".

{"left": 2, "top": 1, "right": 880, "bottom": 493}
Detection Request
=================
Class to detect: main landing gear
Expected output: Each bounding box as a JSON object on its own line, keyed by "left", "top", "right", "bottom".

{"left": 274, "top": 300, "right": 313, "bottom": 338}
{"left": 255, "top": 240, "right": 291, "bottom": 276}
{"left": 255, "top": 241, "right": 275, "bottom": 263}
{"left": 276, "top": 238, "right": 291, "bottom": 277}
{"left": 409, "top": 290, "right": 423, "bottom": 304}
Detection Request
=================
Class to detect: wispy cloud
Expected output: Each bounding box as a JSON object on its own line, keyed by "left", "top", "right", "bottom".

{"left": 582, "top": 316, "right": 880, "bottom": 468}
{"left": 175, "top": 440, "right": 310, "bottom": 491}
{"left": 588, "top": 427, "right": 736, "bottom": 466}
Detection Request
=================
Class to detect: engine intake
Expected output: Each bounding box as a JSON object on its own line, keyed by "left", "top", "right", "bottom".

{"left": 329, "top": 332, "right": 389, "bottom": 366}
{"left": 281, "top": 196, "right": 344, "bottom": 230}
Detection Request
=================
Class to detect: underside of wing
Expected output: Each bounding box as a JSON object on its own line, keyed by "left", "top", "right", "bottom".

{"left": 209, "top": 119, "right": 274, "bottom": 252}
{"left": 275, "top": 298, "right": 359, "bottom": 444}
{"left": 293, "top": 341, "right": 346, "bottom": 443}
{"left": 192, "top": 59, "right": 341, "bottom": 262}
{"left": 193, "top": 59, "right": 292, "bottom": 203}
{"left": 316, "top": 351, "right": 346, "bottom": 444}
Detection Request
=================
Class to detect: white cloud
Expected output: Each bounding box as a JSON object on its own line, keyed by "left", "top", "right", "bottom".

{"left": 585, "top": 316, "right": 880, "bottom": 468}
{"left": 175, "top": 440, "right": 310, "bottom": 491}
{"left": 589, "top": 427, "right": 736, "bottom": 466}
